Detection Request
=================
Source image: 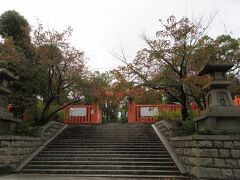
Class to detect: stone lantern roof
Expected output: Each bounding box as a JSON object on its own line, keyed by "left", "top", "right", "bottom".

{"left": 198, "top": 63, "right": 233, "bottom": 76}
{"left": 0, "top": 68, "right": 18, "bottom": 81}
{"left": 0, "top": 60, "right": 18, "bottom": 80}
{"left": 198, "top": 63, "right": 233, "bottom": 90}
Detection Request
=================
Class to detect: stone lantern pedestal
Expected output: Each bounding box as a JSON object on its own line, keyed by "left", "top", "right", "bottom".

{"left": 0, "top": 61, "right": 21, "bottom": 134}
{"left": 194, "top": 63, "right": 240, "bottom": 133}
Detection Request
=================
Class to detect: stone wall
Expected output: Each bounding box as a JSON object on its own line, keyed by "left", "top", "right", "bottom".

{"left": 154, "top": 121, "right": 240, "bottom": 179}
{"left": 171, "top": 135, "right": 240, "bottom": 179}
{"left": 0, "top": 121, "right": 65, "bottom": 172}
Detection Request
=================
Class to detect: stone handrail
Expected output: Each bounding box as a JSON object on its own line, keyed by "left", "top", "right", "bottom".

{"left": 34, "top": 120, "right": 64, "bottom": 138}
{"left": 152, "top": 122, "right": 186, "bottom": 174}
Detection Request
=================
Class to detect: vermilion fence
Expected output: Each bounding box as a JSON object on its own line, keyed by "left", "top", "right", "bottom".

{"left": 128, "top": 96, "right": 240, "bottom": 123}
{"left": 132, "top": 104, "right": 182, "bottom": 123}
{"left": 64, "top": 102, "right": 102, "bottom": 124}
{"left": 233, "top": 96, "right": 240, "bottom": 106}
{"left": 128, "top": 99, "right": 199, "bottom": 123}
{"left": 11, "top": 96, "right": 240, "bottom": 123}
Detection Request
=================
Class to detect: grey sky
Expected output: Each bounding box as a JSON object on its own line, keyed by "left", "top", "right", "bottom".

{"left": 0, "top": 0, "right": 240, "bottom": 71}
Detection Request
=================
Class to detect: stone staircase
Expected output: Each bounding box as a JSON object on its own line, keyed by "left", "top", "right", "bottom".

{"left": 21, "top": 123, "right": 188, "bottom": 179}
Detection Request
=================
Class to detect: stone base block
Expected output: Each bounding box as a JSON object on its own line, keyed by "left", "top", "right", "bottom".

{"left": 194, "top": 107, "right": 240, "bottom": 134}
{"left": 195, "top": 117, "right": 240, "bottom": 134}
{"left": 0, "top": 119, "right": 19, "bottom": 134}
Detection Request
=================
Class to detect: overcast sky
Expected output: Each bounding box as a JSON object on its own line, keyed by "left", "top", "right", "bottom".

{"left": 0, "top": 0, "right": 240, "bottom": 71}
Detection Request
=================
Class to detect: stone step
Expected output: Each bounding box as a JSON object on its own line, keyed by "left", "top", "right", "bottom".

{"left": 24, "top": 164, "right": 178, "bottom": 171}
{"left": 54, "top": 139, "right": 159, "bottom": 141}
{"left": 59, "top": 136, "right": 157, "bottom": 138}
{"left": 58, "top": 133, "right": 157, "bottom": 136}
{"left": 52, "top": 140, "right": 161, "bottom": 143}
{"left": 21, "top": 123, "right": 186, "bottom": 178}
{"left": 43, "top": 147, "right": 168, "bottom": 151}
{"left": 59, "top": 132, "right": 156, "bottom": 134}
{"left": 21, "top": 168, "right": 182, "bottom": 176}
{"left": 32, "top": 157, "right": 173, "bottom": 162}
{"left": 35, "top": 154, "right": 171, "bottom": 158}
{"left": 60, "top": 132, "right": 156, "bottom": 134}
{"left": 61, "top": 130, "right": 156, "bottom": 132}
{"left": 21, "top": 173, "right": 189, "bottom": 179}
{"left": 39, "top": 150, "right": 168, "bottom": 154}
{"left": 62, "top": 131, "right": 156, "bottom": 133}
{"left": 57, "top": 133, "right": 157, "bottom": 135}
{"left": 28, "top": 160, "right": 176, "bottom": 166}
{"left": 60, "top": 134, "right": 157, "bottom": 136}
{"left": 61, "top": 132, "right": 157, "bottom": 134}
{"left": 46, "top": 144, "right": 165, "bottom": 148}
{"left": 48, "top": 142, "right": 162, "bottom": 146}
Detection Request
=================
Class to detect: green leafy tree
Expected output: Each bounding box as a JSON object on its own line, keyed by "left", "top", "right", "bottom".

{"left": 0, "top": 20, "right": 87, "bottom": 125}
{"left": 115, "top": 16, "right": 240, "bottom": 121}
{"left": 31, "top": 24, "right": 86, "bottom": 124}
{"left": 0, "top": 10, "right": 30, "bottom": 41}
{"left": 0, "top": 10, "right": 34, "bottom": 59}
{"left": 0, "top": 10, "right": 39, "bottom": 118}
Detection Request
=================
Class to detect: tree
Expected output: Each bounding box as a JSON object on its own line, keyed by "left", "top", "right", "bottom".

{"left": 229, "top": 74, "right": 240, "bottom": 97}
{"left": 32, "top": 24, "right": 86, "bottom": 124}
{"left": 192, "top": 35, "right": 240, "bottom": 74}
{"left": 0, "top": 22, "right": 87, "bottom": 125}
{"left": 110, "top": 69, "right": 164, "bottom": 104}
{"left": 114, "top": 16, "right": 209, "bottom": 120}
{"left": 0, "top": 10, "right": 34, "bottom": 59}
{"left": 114, "top": 16, "right": 240, "bottom": 121}
{"left": 0, "top": 10, "right": 30, "bottom": 42}
{"left": 75, "top": 71, "right": 120, "bottom": 122}
{"left": 0, "top": 10, "right": 39, "bottom": 118}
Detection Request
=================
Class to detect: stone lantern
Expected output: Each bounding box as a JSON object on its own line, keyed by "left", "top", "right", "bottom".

{"left": 0, "top": 60, "right": 21, "bottom": 134}
{"left": 194, "top": 63, "right": 240, "bottom": 133}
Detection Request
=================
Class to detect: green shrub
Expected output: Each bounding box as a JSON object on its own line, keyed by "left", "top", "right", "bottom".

{"left": 188, "top": 110, "right": 200, "bottom": 120}
{"left": 156, "top": 109, "right": 199, "bottom": 135}
{"left": 15, "top": 120, "right": 36, "bottom": 136}
{"left": 30, "top": 101, "right": 66, "bottom": 124}
{"left": 50, "top": 109, "right": 66, "bottom": 122}
{"left": 156, "top": 109, "right": 182, "bottom": 121}
{"left": 179, "top": 110, "right": 200, "bottom": 135}
{"left": 181, "top": 118, "right": 196, "bottom": 135}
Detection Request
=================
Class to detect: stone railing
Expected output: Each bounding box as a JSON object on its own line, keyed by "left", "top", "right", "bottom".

{"left": 34, "top": 121, "right": 65, "bottom": 140}
{"left": 154, "top": 120, "right": 173, "bottom": 141}
{"left": 0, "top": 121, "right": 66, "bottom": 173}
{"left": 153, "top": 121, "right": 240, "bottom": 179}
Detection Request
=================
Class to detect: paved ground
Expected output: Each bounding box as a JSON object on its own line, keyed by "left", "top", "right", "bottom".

{"left": 0, "top": 174, "right": 162, "bottom": 180}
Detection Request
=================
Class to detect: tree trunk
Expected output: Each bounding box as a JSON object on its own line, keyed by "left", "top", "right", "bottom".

{"left": 39, "top": 97, "right": 55, "bottom": 125}
{"left": 181, "top": 103, "right": 189, "bottom": 121}
{"left": 180, "top": 87, "right": 189, "bottom": 121}
{"left": 195, "top": 98, "right": 204, "bottom": 110}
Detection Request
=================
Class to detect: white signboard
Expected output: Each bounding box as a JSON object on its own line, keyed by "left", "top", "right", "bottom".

{"left": 69, "top": 107, "right": 86, "bottom": 116}
{"left": 140, "top": 107, "right": 158, "bottom": 117}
